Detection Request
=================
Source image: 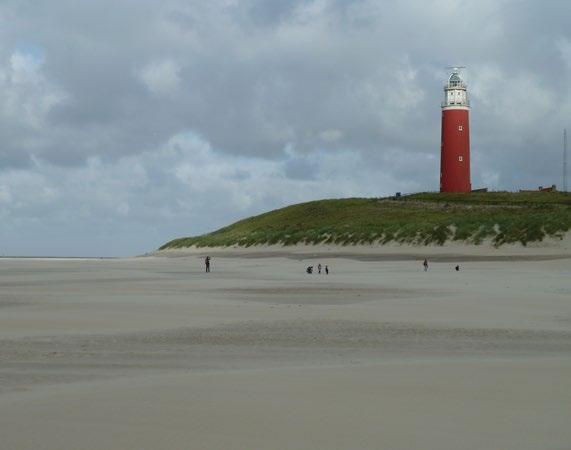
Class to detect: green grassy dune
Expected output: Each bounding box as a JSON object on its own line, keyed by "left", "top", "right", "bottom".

{"left": 159, "top": 192, "right": 571, "bottom": 249}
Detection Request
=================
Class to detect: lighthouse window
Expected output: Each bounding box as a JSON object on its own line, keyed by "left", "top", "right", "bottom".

{"left": 458, "top": 156, "right": 463, "bottom": 162}
{"left": 458, "top": 125, "right": 463, "bottom": 131}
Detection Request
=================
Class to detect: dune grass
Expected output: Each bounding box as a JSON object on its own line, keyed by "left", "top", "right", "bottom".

{"left": 159, "top": 192, "right": 571, "bottom": 249}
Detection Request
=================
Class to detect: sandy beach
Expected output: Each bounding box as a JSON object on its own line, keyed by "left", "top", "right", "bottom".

{"left": 1, "top": 246, "right": 570, "bottom": 449}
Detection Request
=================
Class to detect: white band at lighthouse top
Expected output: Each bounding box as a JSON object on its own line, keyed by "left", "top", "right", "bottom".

{"left": 442, "top": 105, "right": 470, "bottom": 111}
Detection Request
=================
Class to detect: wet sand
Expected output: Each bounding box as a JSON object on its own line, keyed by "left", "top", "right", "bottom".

{"left": 0, "top": 253, "right": 570, "bottom": 449}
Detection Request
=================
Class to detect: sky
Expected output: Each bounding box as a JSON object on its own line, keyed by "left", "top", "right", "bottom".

{"left": 1, "top": 0, "right": 570, "bottom": 256}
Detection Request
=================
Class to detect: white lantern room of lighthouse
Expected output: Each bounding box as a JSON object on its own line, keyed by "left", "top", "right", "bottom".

{"left": 442, "top": 70, "right": 469, "bottom": 108}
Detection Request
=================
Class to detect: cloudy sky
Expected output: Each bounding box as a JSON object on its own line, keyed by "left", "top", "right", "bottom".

{"left": 1, "top": 0, "right": 570, "bottom": 256}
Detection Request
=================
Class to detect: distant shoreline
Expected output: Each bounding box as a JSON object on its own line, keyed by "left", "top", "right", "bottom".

{"left": 0, "top": 256, "right": 119, "bottom": 260}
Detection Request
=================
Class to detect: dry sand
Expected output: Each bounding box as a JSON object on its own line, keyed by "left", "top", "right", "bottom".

{"left": 0, "top": 245, "right": 570, "bottom": 449}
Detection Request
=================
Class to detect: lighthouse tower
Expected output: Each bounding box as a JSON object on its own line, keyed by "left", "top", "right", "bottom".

{"left": 440, "top": 68, "right": 471, "bottom": 193}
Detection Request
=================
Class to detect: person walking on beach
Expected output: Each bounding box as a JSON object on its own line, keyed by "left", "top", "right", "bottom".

{"left": 205, "top": 256, "right": 211, "bottom": 273}
{"left": 318, "top": 263, "right": 322, "bottom": 274}
{"left": 325, "top": 265, "right": 329, "bottom": 275}
{"left": 423, "top": 259, "right": 429, "bottom": 272}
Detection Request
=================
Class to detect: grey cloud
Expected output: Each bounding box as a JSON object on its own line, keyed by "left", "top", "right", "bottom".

{"left": 244, "top": 0, "right": 308, "bottom": 26}
{"left": 284, "top": 156, "right": 318, "bottom": 180}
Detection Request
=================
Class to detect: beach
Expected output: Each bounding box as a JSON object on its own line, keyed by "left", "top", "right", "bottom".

{"left": 1, "top": 247, "right": 570, "bottom": 449}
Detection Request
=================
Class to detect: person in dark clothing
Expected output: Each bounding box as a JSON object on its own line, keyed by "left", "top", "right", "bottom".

{"left": 318, "top": 263, "right": 322, "bottom": 274}
{"left": 455, "top": 265, "right": 460, "bottom": 271}
{"left": 306, "top": 266, "right": 313, "bottom": 274}
{"left": 205, "top": 256, "right": 211, "bottom": 273}
{"left": 423, "top": 259, "right": 429, "bottom": 272}
{"left": 325, "top": 265, "right": 329, "bottom": 275}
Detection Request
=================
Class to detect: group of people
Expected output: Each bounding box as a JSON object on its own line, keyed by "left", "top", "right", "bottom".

{"left": 205, "top": 256, "right": 331, "bottom": 275}
{"left": 306, "top": 263, "right": 329, "bottom": 275}
{"left": 423, "top": 259, "right": 460, "bottom": 272}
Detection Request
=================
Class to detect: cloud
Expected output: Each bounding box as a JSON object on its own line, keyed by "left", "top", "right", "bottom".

{"left": 319, "top": 129, "right": 343, "bottom": 142}
{"left": 139, "top": 59, "right": 181, "bottom": 95}
{"left": 0, "top": 48, "right": 67, "bottom": 168}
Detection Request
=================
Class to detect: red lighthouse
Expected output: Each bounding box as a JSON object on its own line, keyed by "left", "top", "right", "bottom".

{"left": 440, "top": 68, "right": 471, "bottom": 193}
